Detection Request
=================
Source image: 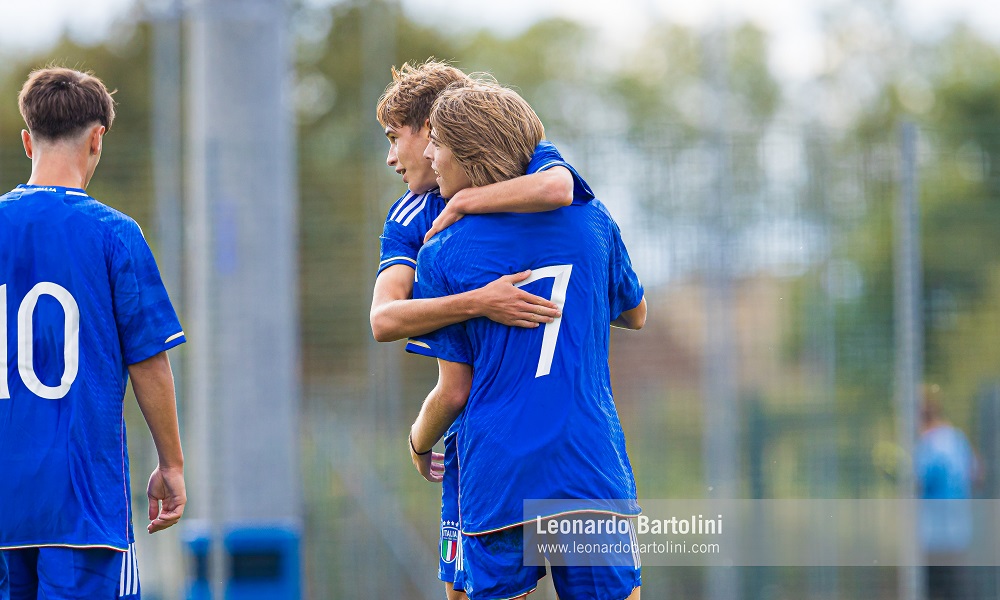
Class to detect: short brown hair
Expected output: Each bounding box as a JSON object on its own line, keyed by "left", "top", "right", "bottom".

{"left": 18, "top": 67, "right": 116, "bottom": 142}
{"left": 376, "top": 58, "right": 467, "bottom": 131}
{"left": 429, "top": 80, "right": 544, "bottom": 187}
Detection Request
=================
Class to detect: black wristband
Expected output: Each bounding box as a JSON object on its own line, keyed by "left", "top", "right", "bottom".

{"left": 409, "top": 433, "right": 432, "bottom": 456}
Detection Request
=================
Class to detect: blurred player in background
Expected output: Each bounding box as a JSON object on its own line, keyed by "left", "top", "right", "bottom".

{"left": 372, "top": 59, "right": 595, "bottom": 600}
{"left": 917, "top": 385, "right": 982, "bottom": 600}
{"left": 0, "top": 67, "right": 186, "bottom": 600}
{"left": 407, "top": 80, "right": 646, "bottom": 600}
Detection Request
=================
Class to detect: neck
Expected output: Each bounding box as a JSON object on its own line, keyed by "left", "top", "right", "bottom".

{"left": 922, "top": 418, "right": 948, "bottom": 434}
{"left": 26, "top": 144, "right": 92, "bottom": 190}
{"left": 27, "top": 163, "right": 88, "bottom": 189}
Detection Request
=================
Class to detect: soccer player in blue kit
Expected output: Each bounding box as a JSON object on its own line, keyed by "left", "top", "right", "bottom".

{"left": 0, "top": 68, "right": 186, "bottom": 599}
{"left": 371, "top": 60, "right": 595, "bottom": 600}
{"left": 407, "top": 81, "right": 646, "bottom": 599}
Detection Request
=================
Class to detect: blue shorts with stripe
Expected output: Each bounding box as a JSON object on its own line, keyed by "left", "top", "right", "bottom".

{"left": 439, "top": 431, "right": 465, "bottom": 591}
{"left": 461, "top": 518, "right": 641, "bottom": 600}
{"left": 1, "top": 543, "right": 141, "bottom": 599}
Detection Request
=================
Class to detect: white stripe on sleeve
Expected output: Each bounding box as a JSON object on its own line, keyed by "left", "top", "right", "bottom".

{"left": 389, "top": 191, "right": 417, "bottom": 221}
{"left": 394, "top": 193, "right": 425, "bottom": 224}
{"left": 401, "top": 195, "right": 429, "bottom": 227}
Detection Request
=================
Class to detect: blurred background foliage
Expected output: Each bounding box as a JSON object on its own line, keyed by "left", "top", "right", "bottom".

{"left": 3, "top": 0, "right": 1000, "bottom": 596}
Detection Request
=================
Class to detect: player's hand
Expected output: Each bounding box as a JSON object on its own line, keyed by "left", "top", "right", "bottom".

{"left": 476, "top": 270, "right": 561, "bottom": 328}
{"left": 424, "top": 201, "right": 465, "bottom": 244}
{"left": 146, "top": 466, "right": 186, "bottom": 533}
{"left": 410, "top": 441, "right": 445, "bottom": 483}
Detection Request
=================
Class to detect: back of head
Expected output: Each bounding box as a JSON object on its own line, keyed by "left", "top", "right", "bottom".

{"left": 376, "top": 58, "right": 468, "bottom": 131}
{"left": 18, "top": 67, "right": 116, "bottom": 143}
{"left": 429, "top": 79, "right": 545, "bottom": 187}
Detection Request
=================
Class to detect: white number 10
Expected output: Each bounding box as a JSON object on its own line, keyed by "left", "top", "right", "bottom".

{"left": 1, "top": 282, "right": 80, "bottom": 400}
{"left": 514, "top": 264, "right": 573, "bottom": 378}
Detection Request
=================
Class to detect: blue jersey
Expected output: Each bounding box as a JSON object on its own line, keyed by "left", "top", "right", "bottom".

{"left": 407, "top": 200, "right": 644, "bottom": 534}
{"left": 916, "top": 425, "right": 976, "bottom": 500}
{"left": 0, "top": 185, "right": 185, "bottom": 551}
{"left": 376, "top": 140, "right": 593, "bottom": 278}
{"left": 377, "top": 189, "right": 448, "bottom": 276}
{"left": 916, "top": 424, "right": 978, "bottom": 552}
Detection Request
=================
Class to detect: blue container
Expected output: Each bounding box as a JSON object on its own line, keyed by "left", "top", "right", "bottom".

{"left": 182, "top": 522, "right": 212, "bottom": 600}
{"left": 183, "top": 522, "right": 301, "bottom": 600}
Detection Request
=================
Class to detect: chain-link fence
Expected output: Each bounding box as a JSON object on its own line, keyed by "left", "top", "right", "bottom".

{"left": 3, "top": 100, "right": 993, "bottom": 600}
{"left": 290, "top": 123, "right": 1000, "bottom": 599}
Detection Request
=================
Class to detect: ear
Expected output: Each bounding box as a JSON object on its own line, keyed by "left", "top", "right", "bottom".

{"left": 89, "top": 125, "right": 105, "bottom": 156}
{"left": 420, "top": 118, "right": 431, "bottom": 138}
{"left": 21, "top": 129, "right": 32, "bottom": 159}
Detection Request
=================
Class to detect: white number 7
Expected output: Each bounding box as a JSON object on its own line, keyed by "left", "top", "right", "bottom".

{"left": 514, "top": 264, "right": 573, "bottom": 378}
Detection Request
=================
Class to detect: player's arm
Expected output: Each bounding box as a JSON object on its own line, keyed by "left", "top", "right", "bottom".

{"left": 371, "top": 263, "right": 560, "bottom": 343}
{"left": 128, "top": 351, "right": 186, "bottom": 534}
{"left": 409, "top": 359, "right": 472, "bottom": 482}
{"left": 612, "top": 297, "right": 647, "bottom": 330}
{"left": 424, "top": 167, "right": 574, "bottom": 243}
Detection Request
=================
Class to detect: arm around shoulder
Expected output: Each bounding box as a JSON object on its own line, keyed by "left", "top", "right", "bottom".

{"left": 422, "top": 167, "right": 574, "bottom": 243}
{"left": 452, "top": 166, "right": 573, "bottom": 215}
{"left": 524, "top": 165, "right": 574, "bottom": 209}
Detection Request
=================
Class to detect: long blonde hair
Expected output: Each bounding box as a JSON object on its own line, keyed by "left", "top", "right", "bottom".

{"left": 429, "top": 79, "right": 544, "bottom": 187}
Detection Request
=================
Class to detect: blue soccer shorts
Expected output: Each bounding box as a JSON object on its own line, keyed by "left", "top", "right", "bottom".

{"left": 461, "top": 518, "right": 641, "bottom": 600}
{"left": 439, "top": 431, "right": 465, "bottom": 591}
{"left": 1, "top": 551, "right": 8, "bottom": 600}
{"left": 2, "top": 543, "right": 141, "bottom": 600}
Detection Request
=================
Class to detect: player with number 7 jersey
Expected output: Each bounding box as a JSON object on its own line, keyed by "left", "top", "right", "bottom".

{"left": 406, "top": 78, "right": 647, "bottom": 600}
{"left": 408, "top": 198, "right": 645, "bottom": 535}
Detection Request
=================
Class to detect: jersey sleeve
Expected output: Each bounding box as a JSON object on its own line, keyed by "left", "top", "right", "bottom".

{"left": 527, "top": 140, "right": 595, "bottom": 205}
{"left": 378, "top": 192, "right": 427, "bottom": 276}
{"left": 110, "top": 220, "right": 185, "bottom": 365}
{"left": 403, "top": 242, "right": 473, "bottom": 365}
{"left": 607, "top": 216, "right": 645, "bottom": 321}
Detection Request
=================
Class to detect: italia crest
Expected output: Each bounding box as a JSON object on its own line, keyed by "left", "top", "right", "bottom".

{"left": 440, "top": 525, "right": 460, "bottom": 563}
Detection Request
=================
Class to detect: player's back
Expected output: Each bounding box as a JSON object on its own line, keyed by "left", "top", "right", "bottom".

{"left": 415, "top": 200, "right": 644, "bottom": 534}
{"left": 0, "top": 184, "right": 175, "bottom": 549}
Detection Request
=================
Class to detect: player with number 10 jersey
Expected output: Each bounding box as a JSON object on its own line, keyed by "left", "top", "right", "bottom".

{"left": 0, "top": 183, "right": 185, "bottom": 550}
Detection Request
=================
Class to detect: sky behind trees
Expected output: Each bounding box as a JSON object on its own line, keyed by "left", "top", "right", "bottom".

{"left": 4, "top": 0, "right": 999, "bottom": 82}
